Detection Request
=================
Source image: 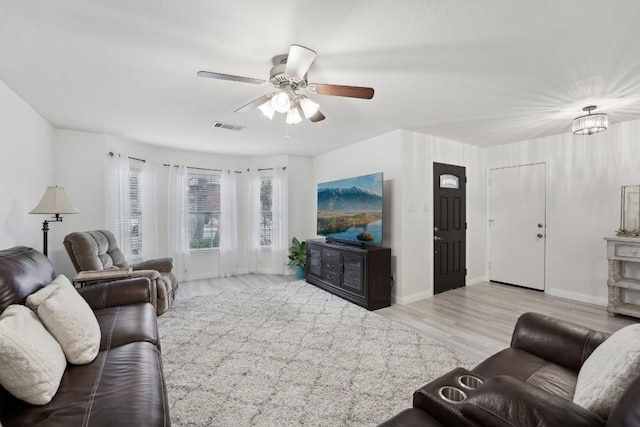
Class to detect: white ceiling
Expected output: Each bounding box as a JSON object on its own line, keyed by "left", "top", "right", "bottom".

{"left": 1, "top": 0, "right": 640, "bottom": 157}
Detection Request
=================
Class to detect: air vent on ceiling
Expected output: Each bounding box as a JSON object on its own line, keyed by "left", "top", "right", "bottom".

{"left": 211, "top": 121, "right": 245, "bottom": 131}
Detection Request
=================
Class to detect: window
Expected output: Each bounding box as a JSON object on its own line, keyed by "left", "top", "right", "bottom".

{"left": 440, "top": 174, "right": 459, "bottom": 189}
{"left": 188, "top": 172, "right": 220, "bottom": 250}
{"left": 128, "top": 161, "right": 142, "bottom": 257}
{"left": 260, "top": 175, "right": 273, "bottom": 246}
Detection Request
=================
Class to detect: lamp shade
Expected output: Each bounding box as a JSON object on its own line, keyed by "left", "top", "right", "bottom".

{"left": 258, "top": 100, "right": 275, "bottom": 119}
{"left": 299, "top": 97, "right": 320, "bottom": 118}
{"left": 286, "top": 108, "right": 302, "bottom": 124}
{"left": 30, "top": 186, "right": 80, "bottom": 215}
{"left": 572, "top": 106, "right": 608, "bottom": 135}
{"left": 271, "top": 92, "right": 291, "bottom": 113}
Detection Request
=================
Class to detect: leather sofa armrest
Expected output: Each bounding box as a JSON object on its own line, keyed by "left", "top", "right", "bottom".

{"left": 411, "top": 367, "right": 479, "bottom": 427}
{"left": 376, "top": 408, "right": 445, "bottom": 427}
{"left": 116, "top": 270, "right": 159, "bottom": 310}
{"left": 460, "top": 376, "right": 604, "bottom": 427}
{"left": 131, "top": 257, "right": 173, "bottom": 273}
{"left": 510, "top": 312, "right": 609, "bottom": 371}
{"left": 77, "top": 277, "right": 152, "bottom": 310}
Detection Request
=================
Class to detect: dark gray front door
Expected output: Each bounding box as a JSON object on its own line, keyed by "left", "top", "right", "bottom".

{"left": 433, "top": 162, "right": 466, "bottom": 294}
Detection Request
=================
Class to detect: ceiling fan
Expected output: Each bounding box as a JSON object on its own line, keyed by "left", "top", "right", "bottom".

{"left": 197, "top": 44, "right": 374, "bottom": 124}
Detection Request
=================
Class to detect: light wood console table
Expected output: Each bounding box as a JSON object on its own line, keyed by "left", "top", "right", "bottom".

{"left": 605, "top": 237, "right": 640, "bottom": 318}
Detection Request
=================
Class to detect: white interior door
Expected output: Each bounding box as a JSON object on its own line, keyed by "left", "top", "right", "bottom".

{"left": 489, "top": 163, "right": 546, "bottom": 290}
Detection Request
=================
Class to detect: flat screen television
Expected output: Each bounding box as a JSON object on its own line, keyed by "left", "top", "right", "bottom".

{"left": 317, "top": 172, "right": 383, "bottom": 245}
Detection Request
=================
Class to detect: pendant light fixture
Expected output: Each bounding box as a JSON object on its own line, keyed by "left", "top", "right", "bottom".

{"left": 572, "top": 105, "right": 608, "bottom": 135}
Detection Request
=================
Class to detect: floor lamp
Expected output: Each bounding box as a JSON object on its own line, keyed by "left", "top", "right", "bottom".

{"left": 29, "top": 186, "right": 80, "bottom": 256}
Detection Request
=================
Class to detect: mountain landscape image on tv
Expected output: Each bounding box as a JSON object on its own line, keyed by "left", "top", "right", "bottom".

{"left": 317, "top": 172, "right": 383, "bottom": 244}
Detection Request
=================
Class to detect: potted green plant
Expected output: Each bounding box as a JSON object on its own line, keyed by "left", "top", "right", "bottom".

{"left": 287, "top": 237, "right": 307, "bottom": 279}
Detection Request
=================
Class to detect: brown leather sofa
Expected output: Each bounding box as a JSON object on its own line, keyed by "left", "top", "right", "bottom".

{"left": 64, "top": 229, "right": 178, "bottom": 315}
{"left": 0, "top": 246, "right": 170, "bottom": 427}
{"left": 378, "top": 312, "right": 640, "bottom": 427}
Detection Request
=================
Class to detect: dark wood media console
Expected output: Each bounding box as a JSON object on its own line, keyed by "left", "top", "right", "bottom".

{"left": 306, "top": 239, "right": 392, "bottom": 310}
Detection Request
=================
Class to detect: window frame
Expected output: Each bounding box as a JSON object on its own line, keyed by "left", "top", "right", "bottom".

{"left": 188, "top": 171, "right": 221, "bottom": 252}
{"left": 128, "top": 160, "right": 143, "bottom": 260}
{"left": 259, "top": 171, "right": 273, "bottom": 248}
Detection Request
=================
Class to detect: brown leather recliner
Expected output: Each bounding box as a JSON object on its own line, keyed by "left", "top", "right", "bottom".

{"left": 64, "top": 229, "right": 178, "bottom": 315}
{"left": 378, "top": 312, "right": 640, "bottom": 427}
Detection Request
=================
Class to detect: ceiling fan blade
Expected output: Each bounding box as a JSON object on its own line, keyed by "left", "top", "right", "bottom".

{"left": 309, "top": 110, "right": 326, "bottom": 123}
{"left": 197, "top": 71, "right": 266, "bottom": 85}
{"left": 284, "top": 45, "right": 317, "bottom": 81}
{"left": 309, "top": 83, "right": 374, "bottom": 99}
{"left": 235, "top": 93, "right": 274, "bottom": 113}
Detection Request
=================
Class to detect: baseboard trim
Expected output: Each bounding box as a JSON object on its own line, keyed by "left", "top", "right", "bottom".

{"left": 467, "top": 276, "right": 488, "bottom": 286}
{"left": 189, "top": 268, "right": 250, "bottom": 280}
{"left": 393, "top": 277, "right": 488, "bottom": 305}
{"left": 546, "top": 288, "right": 607, "bottom": 307}
{"left": 393, "top": 290, "right": 432, "bottom": 305}
{"left": 189, "top": 273, "right": 215, "bottom": 280}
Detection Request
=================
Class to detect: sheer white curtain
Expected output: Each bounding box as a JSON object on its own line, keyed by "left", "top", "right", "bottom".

{"left": 141, "top": 160, "right": 158, "bottom": 259}
{"left": 105, "top": 153, "right": 132, "bottom": 262}
{"left": 219, "top": 170, "right": 238, "bottom": 277}
{"left": 246, "top": 169, "right": 261, "bottom": 273}
{"left": 270, "top": 166, "right": 288, "bottom": 274}
{"left": 167, "top": 165, "right": 191, "bottom": 282}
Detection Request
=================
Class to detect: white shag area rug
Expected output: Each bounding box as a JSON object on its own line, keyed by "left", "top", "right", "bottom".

{"left": 158, "top": 281, "right": 479, "bottom": 427}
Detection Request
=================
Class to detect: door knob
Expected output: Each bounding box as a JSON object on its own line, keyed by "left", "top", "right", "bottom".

{"left": 538, "top": 224, "right": 544, "bottom": 228}
{"left": 537, "top": 233, "right": 543, "bottom": 238}
{"left": 434, "top": 236, "right": 443, "bottom": 241}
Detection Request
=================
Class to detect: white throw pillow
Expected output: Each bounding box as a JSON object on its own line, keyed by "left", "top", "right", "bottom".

{"left": 573, "top": 323, "right": 640, "bottom": 418}
{"left": 26, "top": 275, "right": 101, "bottom": 365}
{"left": 0, "top": 305, "right": 67, "bottom": 405}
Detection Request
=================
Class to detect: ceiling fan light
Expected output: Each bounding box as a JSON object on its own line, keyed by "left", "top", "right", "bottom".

{"left": 572, "top": 105, "right": 608, "bottom": 135}
{"left": 258, "top": 101, "right": 275, "bottom": 119}
{"left": 286, "top": 108, "right": 302, "bottom": 125}
{"left": 299, "top": 97, "right": 320, "bottom": 118}
{"left": 271, "top": 92, "right": 291, "bottom": 113}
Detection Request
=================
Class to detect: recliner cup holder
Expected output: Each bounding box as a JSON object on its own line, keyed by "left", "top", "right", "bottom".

{"left": 457, "top": 374, "right": 483, "bottom": 390}
{"left": 437, "top": 386, "right": 467, "bottom": 403}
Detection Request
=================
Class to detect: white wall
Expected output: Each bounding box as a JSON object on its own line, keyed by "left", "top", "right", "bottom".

{"left": 311, "top": 129, "right": 485, "bottom": 304}
{"left": 0, "top": 80, "right": 54, "bottom": 252}
{"left": 285, "top": 156, "right": 316, "bottom": 243}
{"left": 398, "top": 131, "right": 485, "bottom": 303}
{"left": 52, "top": 130, "right": 315, "bottom": 278}
{"left": 313, "top": 120, "right": 640, "bottom": 306}
{"left": 483, "top": 118, "right": 640, "bottom": 305}
{"left": 313, "top": 130, "right": 404, "bottom": 298}
{"left": 51, "top": 129, "right": 107, "bottom": 277}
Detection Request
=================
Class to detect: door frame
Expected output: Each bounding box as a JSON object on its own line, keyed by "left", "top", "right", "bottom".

{"left": 486, "top": 162, "right": 548, "bottom": 291}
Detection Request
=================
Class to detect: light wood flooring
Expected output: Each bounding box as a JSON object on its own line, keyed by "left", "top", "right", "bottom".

{"left": 177, "top": 275, "right": 637, "bottom": 360}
